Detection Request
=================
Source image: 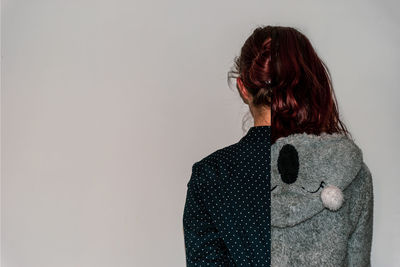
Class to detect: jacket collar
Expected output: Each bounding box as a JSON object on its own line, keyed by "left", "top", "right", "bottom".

{"left": 239, "top": 125, "right": 271, "bottom": 144}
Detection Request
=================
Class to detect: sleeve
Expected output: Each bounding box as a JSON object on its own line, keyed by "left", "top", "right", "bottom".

{"left": 182, "top": 162, "right": 233, "bottom": 266}
{"left": 347, "top": 162, "right": 374, "bottom": 267}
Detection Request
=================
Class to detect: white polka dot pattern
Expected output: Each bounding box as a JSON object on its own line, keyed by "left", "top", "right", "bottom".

{"left": 183, "top": 126, "right": 271, "bottom": 266}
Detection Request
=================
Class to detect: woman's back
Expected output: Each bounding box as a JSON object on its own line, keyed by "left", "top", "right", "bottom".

{"left": 183, "top": 127, "right": 373, "bottom": 266}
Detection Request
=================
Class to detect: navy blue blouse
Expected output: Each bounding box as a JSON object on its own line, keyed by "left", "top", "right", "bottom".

{"left": 183, "top": 126, "right": 271, "bottom": 266}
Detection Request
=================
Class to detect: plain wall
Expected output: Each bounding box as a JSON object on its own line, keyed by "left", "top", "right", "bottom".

{"left": 1, "top": 0, "right": 399, "bottom": 266}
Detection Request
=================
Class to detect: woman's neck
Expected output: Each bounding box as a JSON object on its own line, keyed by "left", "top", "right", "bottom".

{"left": 251, "top": 106, "right": 271, "bottom": 126}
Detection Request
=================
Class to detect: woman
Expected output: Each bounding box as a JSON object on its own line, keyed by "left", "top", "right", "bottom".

{"left": 183, "top": 26, "right": 373, "bottom": 267}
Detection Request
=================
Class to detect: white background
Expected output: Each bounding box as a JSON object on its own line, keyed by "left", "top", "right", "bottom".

{"left": 1, "top": 0, "right": 399, "bottom": 266}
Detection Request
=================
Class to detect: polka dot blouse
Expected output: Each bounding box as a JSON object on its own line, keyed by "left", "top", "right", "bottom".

{"left": 183, "top": 126, "right": 271, "bottom": 266}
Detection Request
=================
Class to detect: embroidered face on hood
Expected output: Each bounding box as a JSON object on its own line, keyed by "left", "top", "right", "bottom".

{"left": 271, "top": 132, "right": 363, "bottom": 228}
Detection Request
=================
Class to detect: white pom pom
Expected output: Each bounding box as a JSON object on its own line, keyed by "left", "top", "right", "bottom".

{"left": 320, "top": 184, "right": 344, "bottom": 211}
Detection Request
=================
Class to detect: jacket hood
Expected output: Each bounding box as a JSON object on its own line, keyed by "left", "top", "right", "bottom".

{"left": 271, "top": 132, "right": 363, "bottom": 228}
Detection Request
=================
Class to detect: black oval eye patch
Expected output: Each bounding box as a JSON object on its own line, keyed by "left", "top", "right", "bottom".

{"left": 277, "top": 144, "right": 299, "bottom": 184}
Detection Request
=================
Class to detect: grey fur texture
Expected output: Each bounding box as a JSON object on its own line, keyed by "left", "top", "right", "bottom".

{"left": 271, "top": 132, "right": 374, "bottom": 267}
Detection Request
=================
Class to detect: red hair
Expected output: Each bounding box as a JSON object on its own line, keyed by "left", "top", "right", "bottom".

{"left": 228, "top": 25, "right": 350, "bottom": 143}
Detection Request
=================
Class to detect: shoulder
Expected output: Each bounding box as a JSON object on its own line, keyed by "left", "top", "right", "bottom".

{"left": 350, "top": 161, "right": 373, "bottom": 195}
{"left": 346, "top": 160, "right": 374, "bottom": 210}
{"left": 190, "top": 142, "right": 240, "bottom": 185}
{"left": 198, "top": 142, "right": 239, "bottom": 165}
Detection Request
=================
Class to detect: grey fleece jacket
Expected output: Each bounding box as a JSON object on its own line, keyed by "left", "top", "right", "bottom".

{"left": 271, "top": 132, "right": 374, "bottom": 267}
